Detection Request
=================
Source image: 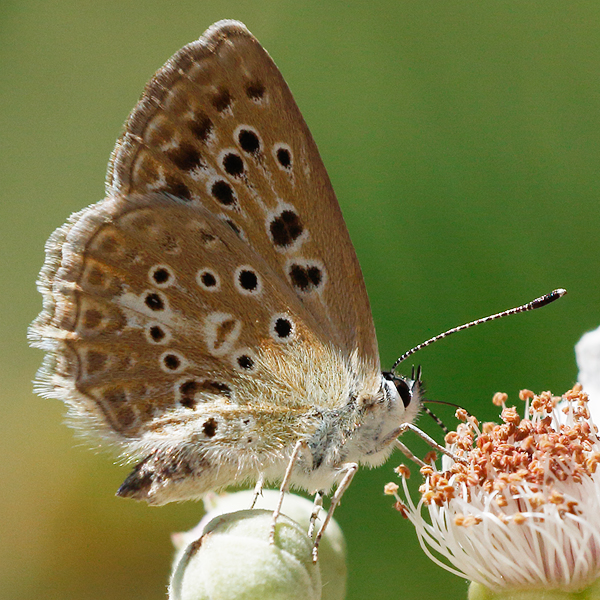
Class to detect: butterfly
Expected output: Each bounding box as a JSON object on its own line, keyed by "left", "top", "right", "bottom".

{"left": 29, "top": 20, "right": 422, "bottom": 549}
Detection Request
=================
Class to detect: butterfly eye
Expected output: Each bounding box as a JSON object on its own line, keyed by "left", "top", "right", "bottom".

{"left": 394, "top": 378, "right": 413, "bottom": 408}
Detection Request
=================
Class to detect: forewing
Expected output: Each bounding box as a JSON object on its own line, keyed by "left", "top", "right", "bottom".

{"left": 108, "top": 20, "right": 379, "bottom": 365}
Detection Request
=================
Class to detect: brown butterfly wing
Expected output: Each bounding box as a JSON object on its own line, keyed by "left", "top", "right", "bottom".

{"left": 30, "top": 21, "right": 383, "bottom": 503}
{"left": 108, "top": 20, "right": 379, "bottom": 368}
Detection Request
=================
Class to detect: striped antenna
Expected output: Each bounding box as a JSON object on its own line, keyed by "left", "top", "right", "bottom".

{"left": 391, "top": 288, "right": 566, "bottom": 372}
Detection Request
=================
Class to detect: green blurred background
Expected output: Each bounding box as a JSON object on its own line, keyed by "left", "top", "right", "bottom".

{"left": 2, "top": 1, "right": 599, "bottom": 598}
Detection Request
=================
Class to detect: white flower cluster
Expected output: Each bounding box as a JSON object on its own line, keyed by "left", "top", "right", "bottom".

{"left": 388, "top": 385, "right": 600, "bottom": 593}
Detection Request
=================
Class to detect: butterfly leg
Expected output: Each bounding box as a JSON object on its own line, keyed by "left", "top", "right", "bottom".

{"left": 312, "top": 463, "right": 358, "bottom": 562}
{"left": 250, "top": 472, "right": 265, "bottom": 509}
{"left": 392, "top": 423, "right": 467, "bottom": 465}
{"left": 269, "top": 439, "right": 308, "bottom": 544}
{"left": 395, "top": 439, "right": 428, "bottom": 467}
{"left": 308, "top": 490, "right": 324, "bottom": 538}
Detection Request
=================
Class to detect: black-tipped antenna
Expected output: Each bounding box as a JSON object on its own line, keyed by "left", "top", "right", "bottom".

{"left": 391, "top": 288, "right": 566, "bottom": 372}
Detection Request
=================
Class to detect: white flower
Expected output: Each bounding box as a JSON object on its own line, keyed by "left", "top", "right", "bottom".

{"left": 576, "top": 325, "right": 600, "bottom": 420}
{"left": 389, "top": 387, "right": 600, "bottom": 593}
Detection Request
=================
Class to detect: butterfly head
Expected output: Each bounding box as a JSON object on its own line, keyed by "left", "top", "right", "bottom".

{"left": 382, "top": 370, "right": 419, "bottom": 407}
{"left": 330, "top": 369, "right": 423, "bottom": 471}
{"left": 380, "top": 369, "right": 423, "bottom": 431}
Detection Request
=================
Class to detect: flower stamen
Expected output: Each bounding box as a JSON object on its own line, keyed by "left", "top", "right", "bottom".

{"left": 387, "top": 386, "right": 600, "bottom": 592}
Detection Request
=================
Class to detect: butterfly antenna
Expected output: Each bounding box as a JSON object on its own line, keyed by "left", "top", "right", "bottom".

{"left": 421, "top": 405, "right": 449, "bottom": 435}
{"left": 424, "top": 398, "right": 473, "bottom": 414}
{"left": 421, "top": 398, "right": 476, "bottom": 435}
{"left": 391, "top": 288, "right": 566, "bottom": 373}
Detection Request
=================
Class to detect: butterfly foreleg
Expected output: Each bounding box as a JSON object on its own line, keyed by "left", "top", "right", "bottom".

{"left": 392, "top": 423, "right": 467, "bottom": 465}
{"left": 269, "top": 439, "right": 310, "bottom": 544}
{"left": 312, "top": 463, "right": 358, "bottom": 563}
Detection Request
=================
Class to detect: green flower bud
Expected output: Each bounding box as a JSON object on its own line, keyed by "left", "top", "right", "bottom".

{"left": 170, "top": 490, "right": 346, "bottom": 600}
{"left": 170, "top": 509, "right": 321, "bottom": 600}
